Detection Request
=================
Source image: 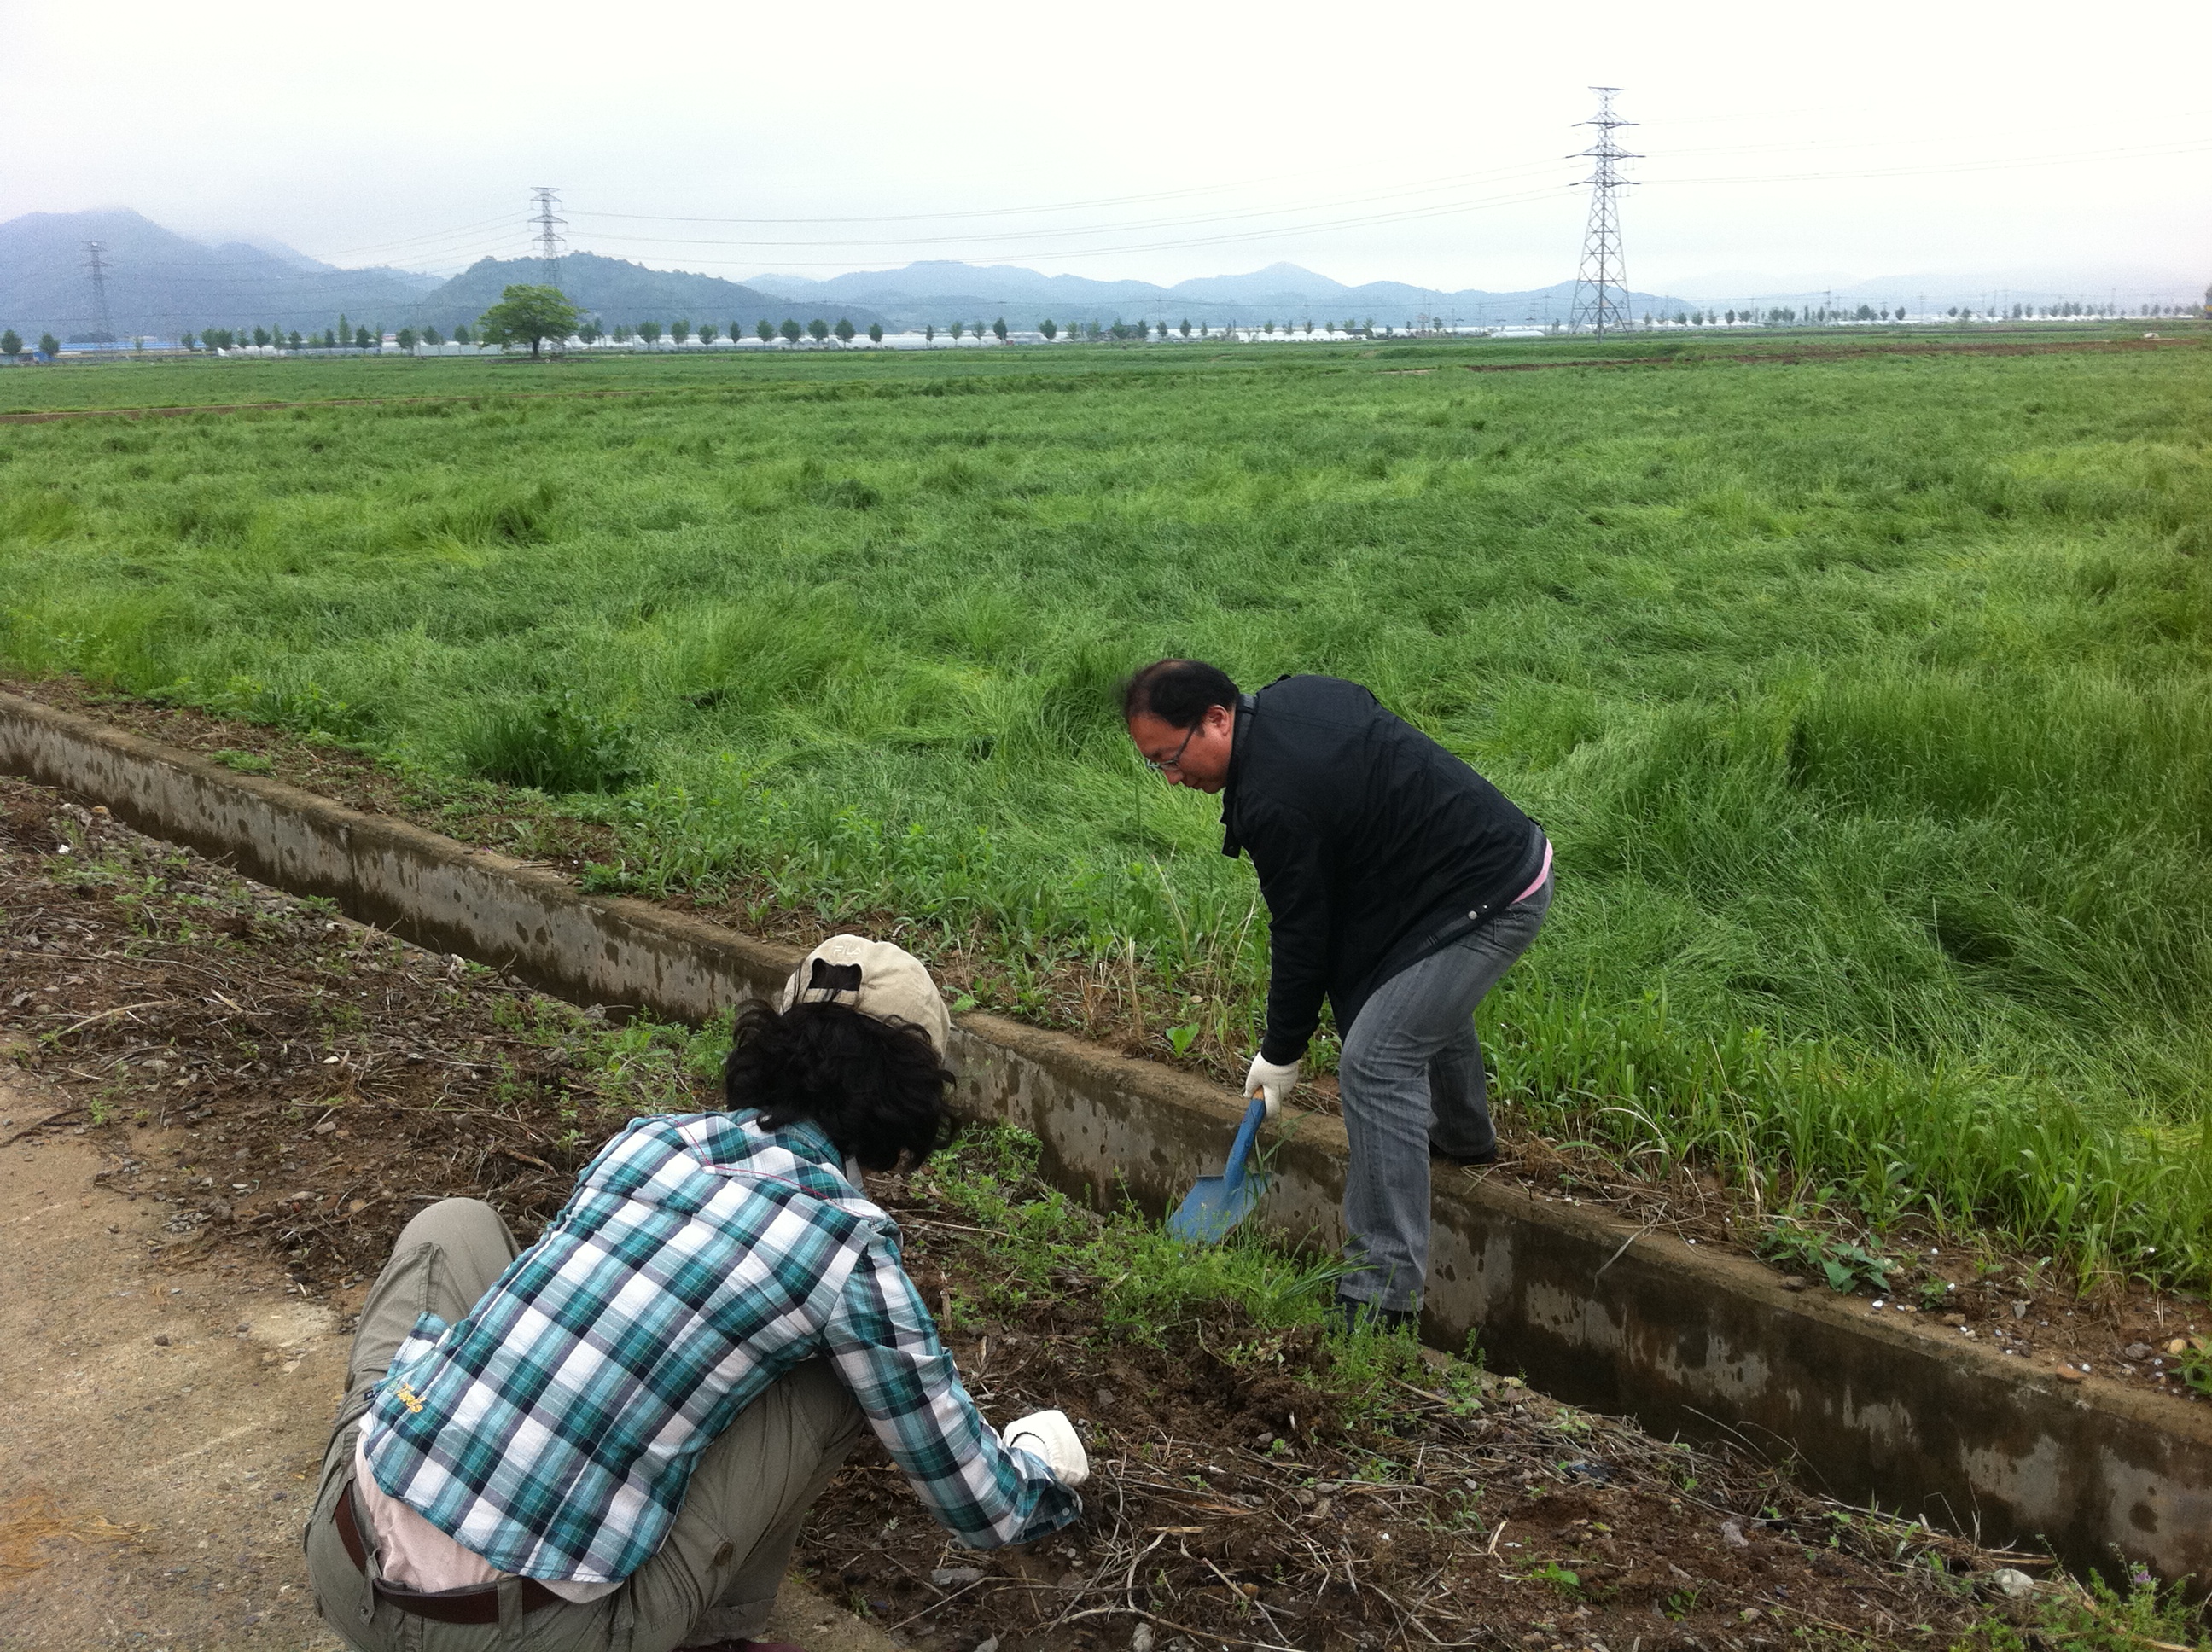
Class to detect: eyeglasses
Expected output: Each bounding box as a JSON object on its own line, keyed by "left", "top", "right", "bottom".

{"left": 1145, "top": 724, "right": 1200, "bottom": 774}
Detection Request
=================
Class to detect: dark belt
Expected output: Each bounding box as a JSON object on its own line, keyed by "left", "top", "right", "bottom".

{"left": 334, "top": 1480, "right": 562, "bottom": 1623}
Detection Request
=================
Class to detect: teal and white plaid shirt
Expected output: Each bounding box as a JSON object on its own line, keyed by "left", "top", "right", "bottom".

{"left": 358, "top": 1111, "right": 1079, "bottom": 1585}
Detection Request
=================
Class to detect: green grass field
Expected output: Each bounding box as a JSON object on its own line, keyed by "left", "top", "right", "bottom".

{"left": 4, "top": 335, "right": 2209, "bottom": 1285}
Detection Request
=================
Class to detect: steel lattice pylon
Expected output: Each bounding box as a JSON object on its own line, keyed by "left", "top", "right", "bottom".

{"left": 530, "top": 187, "right": 568, "bottom": 291}
{"left": 1568, "top": 88, "right": 1640, "bottom": 337}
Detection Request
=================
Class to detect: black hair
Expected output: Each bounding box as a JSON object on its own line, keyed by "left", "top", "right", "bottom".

{"left": 725, "top": 999, "right": 953, "bottom": 1172}
{"left": 1121, "top": 658, "right": 1240, "bottom": 730}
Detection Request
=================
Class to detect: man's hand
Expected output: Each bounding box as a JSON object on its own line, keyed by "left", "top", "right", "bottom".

{"left": 1243, "top": 1053, "right": 1301, "bottom": 1120}
{"left": 1002, "top": 1409, "right": 1089, "bottom": 1487}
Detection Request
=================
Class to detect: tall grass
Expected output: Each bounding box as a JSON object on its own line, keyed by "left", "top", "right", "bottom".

{"left": 3, "top": 340, "right": 2209, "bottom": 1285}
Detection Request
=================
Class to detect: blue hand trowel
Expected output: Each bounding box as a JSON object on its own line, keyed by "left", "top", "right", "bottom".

{"left": 1167, "top": 1094, "right": 1270, "bottom": 1243}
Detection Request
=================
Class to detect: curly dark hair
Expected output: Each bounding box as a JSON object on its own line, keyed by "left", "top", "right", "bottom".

{"left": 724, "top": 999, "right": 953, "bottom": 1172}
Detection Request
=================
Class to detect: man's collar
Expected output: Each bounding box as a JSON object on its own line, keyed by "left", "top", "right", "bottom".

{"left": 1220, "top": 692, "right": 1256, "bottom": 858}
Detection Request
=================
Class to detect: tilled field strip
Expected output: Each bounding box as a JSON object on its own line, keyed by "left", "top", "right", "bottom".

{"left": 5, "top": 685, "right": 2212, "bottom": 1598}
{"left": 0, "top": 334, "right": 2188, "bottom": 423}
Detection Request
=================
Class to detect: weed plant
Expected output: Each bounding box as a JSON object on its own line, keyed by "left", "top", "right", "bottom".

{"left": 3, "top": 341, "right": 2209, "bottom": 1286}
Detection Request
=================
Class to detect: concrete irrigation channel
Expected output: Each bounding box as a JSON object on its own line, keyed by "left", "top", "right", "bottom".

{"left": 3, "top": 687, "right": 2208, "bottom": 1592}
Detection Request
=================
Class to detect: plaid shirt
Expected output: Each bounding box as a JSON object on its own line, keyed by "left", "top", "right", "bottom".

{"left": 358, "top": 1111, "right": 1080, "bottom": 1585}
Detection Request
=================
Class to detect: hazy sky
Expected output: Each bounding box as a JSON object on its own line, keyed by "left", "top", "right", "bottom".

{"left": 6, "top": 0, "right": 2205, "bottom": 297}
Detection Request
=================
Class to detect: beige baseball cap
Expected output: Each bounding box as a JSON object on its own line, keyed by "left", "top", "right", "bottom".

{"left": 777, "top": 934, "right": 952, "bottom": 1057}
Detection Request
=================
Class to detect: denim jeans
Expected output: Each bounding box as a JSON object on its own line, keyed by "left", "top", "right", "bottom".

{"left": 1334, "top": 874, "right": 1552, "bottom": 1313}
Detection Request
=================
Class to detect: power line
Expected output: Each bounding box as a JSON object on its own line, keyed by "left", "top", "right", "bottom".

{"left": 1568, "top": 88, "right": 1639, "bottom": 337}
{"left": 84, "top": 241, "right": 115, "bottom": 341}
{"left": 530, "top": 187, "right": 567, "bottom": 289}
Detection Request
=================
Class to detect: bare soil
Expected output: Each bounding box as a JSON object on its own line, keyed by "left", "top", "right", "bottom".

{"left": 0, "top": 770, "right": 2110, "bottom": 1650}
{"left": 7, "top": 674, "right": 2204, "bottom": 1405}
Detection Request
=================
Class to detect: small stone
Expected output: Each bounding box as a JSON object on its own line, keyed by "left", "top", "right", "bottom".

{"left": 1943, "top": 1312, "right": 1969, "bottom": 1328}
{"left": 2122, "top": 1343, "right": 2154, "bottom": 1363}
{"left": 153, "top": 1334, "right": 170, "bottom": 1347}
{"left": 2168, "top": 1338, "right": 2190, "bottom": 1356}
{"left": 930, "top": 1567, "right": 983, "bottom": 1588}
{"left": 1779, "top": 1276, "right": 1806, "bottom": 1293}
{"left": 2053, "top": 1365, "right": 2086, "bottom": 1384}
{"left": 1131, "top": 1626, "right": 1157, "bottom": 1652}
{"left": 1990, "top": 1567, "right": 2036, "bottom": 1599}
{"left": 975, "top": 1639, "right": 999, "bottom": 1652}
{"left": 1720, "top": 1518, "right": 1749, "bottom": 1549}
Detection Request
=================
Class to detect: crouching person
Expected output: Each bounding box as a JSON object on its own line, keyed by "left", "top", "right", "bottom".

{"left": 305, "top": 936, "right": 1086, "bottom": 1652}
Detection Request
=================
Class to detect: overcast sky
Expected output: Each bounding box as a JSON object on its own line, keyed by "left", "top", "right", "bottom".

{"left": 6, "top": 0, "right": 2205, "bottom": 299}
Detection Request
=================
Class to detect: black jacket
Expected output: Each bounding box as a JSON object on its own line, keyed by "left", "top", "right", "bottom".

{"left": 1221, "top": 675, "right": 1545, "bottom": 1063}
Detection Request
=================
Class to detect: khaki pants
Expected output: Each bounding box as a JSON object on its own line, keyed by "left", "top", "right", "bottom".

{"left": 304, "top": 1199, "right": 864, "bottom": 1652}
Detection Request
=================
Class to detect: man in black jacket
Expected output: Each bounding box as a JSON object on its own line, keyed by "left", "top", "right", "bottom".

{"left": 1123, "top": 660, "right": 1552, "bottom": 1331}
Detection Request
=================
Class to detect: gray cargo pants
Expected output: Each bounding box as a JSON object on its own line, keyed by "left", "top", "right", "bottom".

{"left": 303, "top": 1198, "right": 865, "bottom": 1652}
{"left": 1335, "top": 874, "right": 1552, "bottom": 1314}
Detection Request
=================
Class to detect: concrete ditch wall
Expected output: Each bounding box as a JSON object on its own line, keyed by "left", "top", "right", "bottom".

{"left": 5, "top": 685, "right": 2209, "bottom": 1586}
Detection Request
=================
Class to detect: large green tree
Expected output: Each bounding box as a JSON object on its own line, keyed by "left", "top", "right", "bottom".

{"left": 477, "top": 284, "right": 583, "bottom": 358}
{"left": 0, "top": 329, "right": 20, "bottom": 358}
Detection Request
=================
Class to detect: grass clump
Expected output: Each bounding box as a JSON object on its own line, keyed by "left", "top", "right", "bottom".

{"left": 457, "top": 690, "right": 642, "bottom": 794}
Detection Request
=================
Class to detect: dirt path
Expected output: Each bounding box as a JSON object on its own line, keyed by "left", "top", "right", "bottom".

{"left": 0, "top": 1071, "right": 350, "bottom": 1651}
{"left": 0, "top": 1067, "right": 894, "bottom": 1652}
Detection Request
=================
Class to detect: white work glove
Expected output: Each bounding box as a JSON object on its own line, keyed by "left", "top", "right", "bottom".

{"left": 1002, "top": 1408, "right": 1089, "bottom": 1487}
{"left": 1243, "top": 1052, "right": 1301, "bottom": 1121}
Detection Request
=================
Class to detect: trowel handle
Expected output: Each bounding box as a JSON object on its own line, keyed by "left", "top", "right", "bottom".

{"left": 1220, "top": 1095, "right": 1269, "bottom": 1191}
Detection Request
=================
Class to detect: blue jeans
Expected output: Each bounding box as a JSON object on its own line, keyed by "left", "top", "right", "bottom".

{"left": 1335, "top": 874, "right": 1552, "bottom": 1312}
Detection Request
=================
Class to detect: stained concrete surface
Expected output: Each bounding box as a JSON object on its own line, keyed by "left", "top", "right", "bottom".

{"left": 0, "top": 1071, "right": 895, "bottom": 1652}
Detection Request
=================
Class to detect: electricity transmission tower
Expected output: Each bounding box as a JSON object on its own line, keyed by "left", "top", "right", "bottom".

{"left": 1568, "top": 88, "right": 1639, "bottom": 337}
{"left": 84, "top": 241, "right": 115, "bottom": 341}
{"left": 530, "top": 188, "right": 568, "bottom": 289}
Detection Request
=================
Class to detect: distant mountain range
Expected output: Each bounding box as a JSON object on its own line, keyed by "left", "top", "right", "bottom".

{"left": 0, "top": 209, "right": 435, "bottom": 340}
{"left": 0, "top": 211, "right": 1670, "bottom": 341}
{"left": 739, "top": 260, "right": 1675, "bottom": 332}
{"left": 9, "top": 208, "right": 2180, "bottom": 346}
{"left": 416, "top": 253, "right": 881, "bottom": 335}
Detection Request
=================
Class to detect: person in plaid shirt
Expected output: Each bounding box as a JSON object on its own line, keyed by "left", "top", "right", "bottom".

{"left": 304, "top": 935, "right": 1087, "bottom": 1652}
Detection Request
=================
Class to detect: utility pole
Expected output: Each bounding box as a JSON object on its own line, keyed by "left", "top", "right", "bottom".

{"left": 530, "top": 188, "right": 567, "bottom": 290}
{"left": 84, "top": 241, "right": 114, "bottom": 342}
{"left": 1568, "top": 88, "right": 1639, "bottom": 337}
